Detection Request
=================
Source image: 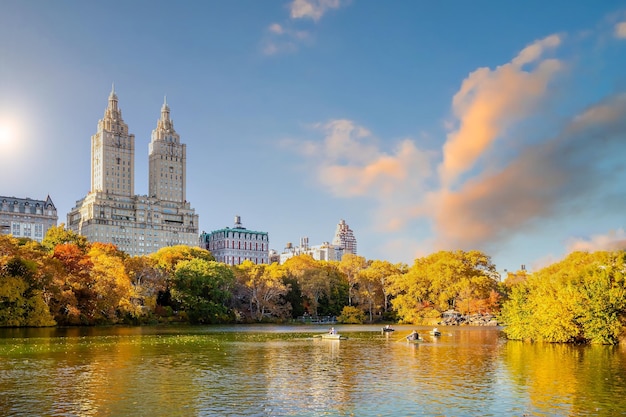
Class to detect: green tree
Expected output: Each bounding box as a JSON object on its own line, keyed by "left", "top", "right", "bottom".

{"left": 171, "top": 258, "right": 235, "bottom": 323}
{"left": 41, "top": 224, "right": 89, "bottom": 253}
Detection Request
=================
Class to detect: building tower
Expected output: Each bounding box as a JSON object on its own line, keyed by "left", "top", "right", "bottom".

{"left": 148, "top": 97, "right": 186, "bottom": 203}
{"left": 332, "top": 219, "right": 357, "bottom": 255}
{"left": 68, "top": 88, "right": 199, "bottom": 256}
{"left": 91, "top": 85, "right": 135, "bottom": 196}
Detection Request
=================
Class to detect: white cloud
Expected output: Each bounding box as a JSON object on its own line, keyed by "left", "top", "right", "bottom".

{"left": 269, "top": 23, "right": 284, "bottom": 35}
{"left": 290, "top": 0, "right": 343, "bottom": 21}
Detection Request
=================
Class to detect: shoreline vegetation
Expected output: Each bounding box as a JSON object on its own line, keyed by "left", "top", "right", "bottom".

{"left": 1, "top": 226, "right": 625, "bottom": 344}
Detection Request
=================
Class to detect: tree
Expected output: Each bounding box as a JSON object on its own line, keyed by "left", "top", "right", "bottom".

{"left": 500, "top": 251, "right": 626, "bottom": 344}
{"left": 283, "top": 255, "right": 330, "bottom": 316}
{"left": 88, "top": 243, "right": 135, "bottom": 322}
{"left": 390, "top": 250, "right": 498, "bottom": 323}
{"left": 41, "top": 224, "right": 89, "bottom": 253}
{"left": 171, "top": 259, "right": 235, "bottom": 323}
{"left": 337, "top": 254, "right": 368, "bottom": 306}
{"left": 50, "top": 243, "right": 95, "bottom": 324}
{"left": 234, "top": 261, "right": 290, "bottom": 321}
{"left": 337, "top": 305, "right": 365, "bottom": 324}
{"left": 359, "top": 260, "right": 406, "bottom": 321}
{"left": 151, "top": 245, "right": 215, "bottom": 275}
{"left": 124, "top": 256, "right": 167, "bottom": 312}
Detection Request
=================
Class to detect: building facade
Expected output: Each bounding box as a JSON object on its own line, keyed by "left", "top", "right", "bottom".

{"left": 200, "top": 216, "right": 269, "bottom": 265}
{"left": 332, "top": 219, "right": 357, "bottom": 255}
{"left": 277, "top": 219, "right": 356, "bottom": 264}
{"left": 0, "top": 195, "right": 58, "bottom": 242}
{"left": 67, "top": 88, "right": 199, "bottom": 256}
{"left": 278, "top": 237, "right": 345, "bottom": 264}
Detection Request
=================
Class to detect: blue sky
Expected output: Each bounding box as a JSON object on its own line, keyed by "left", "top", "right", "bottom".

{"left": 2, "top": 0, "right": 626, "bottom": 274}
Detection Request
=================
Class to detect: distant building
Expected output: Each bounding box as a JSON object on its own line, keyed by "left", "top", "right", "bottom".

{"left": 200, "top": 216, "right": 269, "bottom": 265}
{"left": 67, "top": 87, "right": 199, "bottom": 256}
{"left": 0, "top": 195, "right": 58, "bottom": 242}
{"left": 332, "top": 219, "right": 357, "bottom": 255}
{"left": 277, "top": 219, "right": 357, "bottom": 264}
{"left": 279, "top": 237, "right": 345, "bottom": 264}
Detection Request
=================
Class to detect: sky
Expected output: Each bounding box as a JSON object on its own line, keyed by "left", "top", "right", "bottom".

{"left": 1, "top": 0, "right": 626, "bottom": 275}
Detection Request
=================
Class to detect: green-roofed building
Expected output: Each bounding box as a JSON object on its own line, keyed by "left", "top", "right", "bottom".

{"left": 200, "top": 215, "right": 269, "bottom": 265}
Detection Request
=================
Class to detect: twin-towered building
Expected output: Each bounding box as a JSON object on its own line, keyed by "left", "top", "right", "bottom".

{"left": 67, "top": 87, "right": 199, "bottom": 255}
{"left": 8, "top": 87, "right": 357, "bottom": 263}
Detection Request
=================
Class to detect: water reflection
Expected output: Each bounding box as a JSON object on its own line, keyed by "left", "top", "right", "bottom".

{"left": 1, "top": 326, "right": 625, "bottom": 416}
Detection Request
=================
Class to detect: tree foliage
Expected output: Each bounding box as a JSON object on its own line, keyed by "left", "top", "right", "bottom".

{"left": 500, "top": 251, "right": 626, "bottom": 344}
{"left": 389, "top": 250, "right": 499, "bottom": 323}
{"left": 233, "top": 261, "right": 290, "bottom": 321}
{"left": 171, "top": 258, "right": 235, "bottom": 324}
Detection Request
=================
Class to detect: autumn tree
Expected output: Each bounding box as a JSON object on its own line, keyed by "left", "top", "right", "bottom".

{"left": 283, "top": 255, "right": 331, "bottom": 316}
{"left": 233, "top": 261, "right": 290, "bottom": 321}
{"left": 88, "top": 243, "right": 135, "bottom": 322}
{"left": 41, "top": 224, "right": 89, "bottom": 253}
{"left": 359, "top": 260, "right": 406, "bottom": 321}
{"left": 124, "top": 255, "right": 167, "bottom": 312}
{"left": 49, "top": 243, "right": 95, "bottom": 324}
{"left": 151, "top": 245, "right": 215, "bottom": 275}
{"left": 337, "top": 254, "right": 368, "bottom": 306}
{"left": 390, "top": 250, "right": 498, "bottom": 323}
{"left": 500, "top": 251, "right": 626, "bottom": 344}
{"left": 0, "top": 248, "right": 56, "bottom": 327}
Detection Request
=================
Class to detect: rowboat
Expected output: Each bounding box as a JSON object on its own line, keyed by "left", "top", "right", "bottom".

{"left": 382, "top": 326, "right": 395, "bottom": 332}
{"left": 321, "top": 333, "right": 346, "bottom": 340}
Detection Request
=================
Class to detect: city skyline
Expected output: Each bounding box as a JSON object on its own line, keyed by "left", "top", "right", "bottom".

{"left": 2, "top": 1, "right": 626, "bottom": 274}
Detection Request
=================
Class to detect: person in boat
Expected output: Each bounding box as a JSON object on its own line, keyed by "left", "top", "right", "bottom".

{"left": 432, "top": 327, "right": 439, "bottom": 334}
{"left": 385, "top": 324, "right": 393, "bottom": 330}
{"left": 406, "top": 330, "right": 419, "bottom": 341}
{"left": 329, "top": 327, "right": 336, "bottom": 335}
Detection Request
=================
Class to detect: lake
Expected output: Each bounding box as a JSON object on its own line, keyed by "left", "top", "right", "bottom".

{"left": 1, "top": 325, "right": 625, "bottom": 416}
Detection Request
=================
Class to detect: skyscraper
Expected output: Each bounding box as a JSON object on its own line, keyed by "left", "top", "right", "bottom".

{"left": 67, "top": 87, "right": 199, "bottom": 256}
{"left": 332, "top": 219, "right": 357, "bottom": 255}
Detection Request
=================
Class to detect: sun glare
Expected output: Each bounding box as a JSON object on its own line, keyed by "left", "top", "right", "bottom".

{"left": 0, "top": 117, "right": 21, "bottom": 150}
{"left": 0, "top": 125, "right": 14, "bottom": 146}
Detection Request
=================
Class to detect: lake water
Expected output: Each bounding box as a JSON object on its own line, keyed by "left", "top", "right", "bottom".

{"left": 1, "top": 325, "right": 625, "bottom": 416}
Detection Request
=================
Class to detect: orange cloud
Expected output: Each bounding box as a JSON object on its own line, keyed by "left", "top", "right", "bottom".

{"left": 439, "top": 35, "right": 563, "bottom": 186}
{"left": 615, "top": 21, "right": 626, "bottom": 39}
{"left": 426, "top": 93, "right": 626, "bottom": 250}
{"left": 311, "top": 120, "right": 432, "bottom": 199}
{"left": 566, "top": 228, "right": 626, "bottom": 252}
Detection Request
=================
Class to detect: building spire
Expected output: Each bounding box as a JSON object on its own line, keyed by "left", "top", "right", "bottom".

{"left": 108, "top": 83, "right": 119, "bottom": 112}
{"left": 160, "top": 95, "right": 171, "bottom": 122}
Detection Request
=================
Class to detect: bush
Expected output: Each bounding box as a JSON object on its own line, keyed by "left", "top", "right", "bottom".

{"left": 337, "top": 306, "right": 365, "bottom": 324}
